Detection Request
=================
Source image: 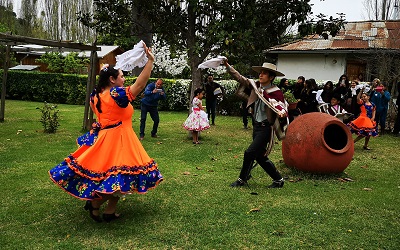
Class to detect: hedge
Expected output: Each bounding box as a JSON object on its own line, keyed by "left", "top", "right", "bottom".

{"left": 1, "top": 70, "right": 285, "bottom": 116}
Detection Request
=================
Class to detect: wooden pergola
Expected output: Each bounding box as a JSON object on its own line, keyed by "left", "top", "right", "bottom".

{"left": 0, "top": 32, "right": 100, "bottom": 130}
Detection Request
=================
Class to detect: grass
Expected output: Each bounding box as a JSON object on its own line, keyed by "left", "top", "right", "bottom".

{"left": 0, "top": 99, "right": 399, "bottom": 250}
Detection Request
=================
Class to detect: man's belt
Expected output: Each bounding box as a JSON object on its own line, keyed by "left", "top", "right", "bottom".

{"left": 254, "top": 120, "right": 271, "bottom": 127}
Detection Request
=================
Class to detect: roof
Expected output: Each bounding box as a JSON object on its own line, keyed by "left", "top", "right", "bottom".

{"left": 11, "top": 45, "right": 122, "bottom": 58}
{"left": 268, "top": 20, "right": 400, "bottom": 54}
{"left": 9, "top": 65, "right": 40, "bottom": 71}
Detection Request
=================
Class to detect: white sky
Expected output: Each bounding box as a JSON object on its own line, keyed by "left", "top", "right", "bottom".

{"left": 12, "top": 0, "right": 366, "bottom": 22}
{"left": 310, "top": 0, "right": 366, "bottom": 21}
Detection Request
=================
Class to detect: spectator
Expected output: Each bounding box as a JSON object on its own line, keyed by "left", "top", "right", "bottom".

{"left": 327, "top": 93, "right": 346, "bottom": 115}
{"left": 204, "top": 74, "right": 223, "bottom": 125}
{"left": 316, "top": 81, "right": 334, "bottom": 105}
{"left": 297, "top": 78, "right": 318, "bottom": 114}
{"left": 333, "top": 74, "right": 350, "bottom": 105}
{"left": 346, "top": 81, "right": 361, "bottom": 119}
{"left": 278, "top": 78, "right": 292, "bottom": 92}
{"left": 139, "top": 78, "right": 166, "bottom": 140}
{"left": 392, "top": 82, "right": 400, "bottom": 136}
{"left": 293, "top": 76, "right": 305, "bottom": 100}
{"left": 370, "top": 82, "right": 391, "bottom": 134}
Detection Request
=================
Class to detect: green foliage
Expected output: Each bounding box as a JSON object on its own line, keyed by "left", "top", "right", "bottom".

{"left": 2, "top": 71, "right": 244, "bottom": 113}
{"left": 0, "top": 4, "right": 18, "bottom": 34}
{"left": 2, "top": 70, "right": 87, "bottom": 104}
{"left": 0, "top": 1, "right": 48, "bottom": 38}
{"left": 0, "top": 22, "right": 9, "bottom": 32}
{"left": 36, "top": 52, "right": 63, "bottom": 72}
{"left": 36, "top": 52, "right": 90, "bottom": 74}
{"left": 2, "top": 70, "right": 300, "bottom": 115}
{"left": 77, "top": 0, "right": 140, "bottom": 50}
{"left": 283, "top": 90, "right": 297, "bottom": 104}
{"left": 82, "top": 1, "right": 314, "bottom": 70}
{"left": 298, "top": 13, "right": 345, "bottom": 39}
{"left": 37, "top": 102, "right": 60, "bottom": 133}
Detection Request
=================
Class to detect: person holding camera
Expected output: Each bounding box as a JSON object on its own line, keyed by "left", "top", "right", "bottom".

{"left": 370, "top": 82, "right": 391, "bottom": 134}
{"left": 140, "top": 78, "right": 166, "bottom": 140}
{"left": 204, "top": 74, "right": 223, "bottom": 125}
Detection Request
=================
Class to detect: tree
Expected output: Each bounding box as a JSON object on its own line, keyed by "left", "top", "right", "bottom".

{"left": 82, "top": 0, "right": 315, "bottom": 98}
{"left": 0, "top": 0, "right": 15, "bottom": 32}
{"left": 41, "top": 0, "right": 95, "bottom": 42}
{"left": 19, "top": 0, "right": 39, "bottom": 37}
{"left": 36, "top": 52, "right": 90, "bottom": 73}
{"left": 298, "top": 13, "right": 345, "bottom": 39}
{"left": 363, "top": 0, "right": 399, "bottom": 20}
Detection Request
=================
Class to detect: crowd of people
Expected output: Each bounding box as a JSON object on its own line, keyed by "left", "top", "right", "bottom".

{"left": 278, "top": 74, "right": 397, "bottom": 150}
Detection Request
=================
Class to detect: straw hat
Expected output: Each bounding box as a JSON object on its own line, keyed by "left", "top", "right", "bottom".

{"left": 252, "top": 62, "right": 285, "bottom": 77}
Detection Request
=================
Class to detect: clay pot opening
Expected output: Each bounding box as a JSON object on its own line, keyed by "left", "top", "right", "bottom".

{"left": 323, "top": 123, "right": 350, "bottom": 153}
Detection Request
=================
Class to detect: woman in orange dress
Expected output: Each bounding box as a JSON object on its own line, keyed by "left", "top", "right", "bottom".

{"left": 49, "top": 44, "right": 163, "bottom": 222}
{"left": 347, "top": 88, "right": 378, "bottom": 150}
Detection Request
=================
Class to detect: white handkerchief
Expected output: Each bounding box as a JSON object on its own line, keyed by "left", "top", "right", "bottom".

{"left": 198, "top": 56, "right": 227, "bottom": 69}
{"left": 115, "top": 40, "right": 148, "bottom": 71}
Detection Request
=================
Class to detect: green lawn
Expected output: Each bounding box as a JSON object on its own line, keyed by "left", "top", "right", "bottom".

{"left": 0, "top": 100, "right": 399, "bottom": 249}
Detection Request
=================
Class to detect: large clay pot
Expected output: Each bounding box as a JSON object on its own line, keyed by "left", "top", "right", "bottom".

{"left": 282, "top": 112, "right": 354, "bottom": 173}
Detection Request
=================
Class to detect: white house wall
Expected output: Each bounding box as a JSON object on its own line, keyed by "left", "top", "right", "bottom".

{"left": 276, "top": 54, "right": 346, "bottom": 83}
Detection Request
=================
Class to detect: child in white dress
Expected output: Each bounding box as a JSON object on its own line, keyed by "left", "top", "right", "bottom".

{"left": 183, "top": 88, "right": 210, "bottom": 144}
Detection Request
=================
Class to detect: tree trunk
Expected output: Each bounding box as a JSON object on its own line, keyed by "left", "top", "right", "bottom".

{"left": 131, "top": 4, "right": 153, "bottom": 76}
{"left": 186, "top": 2, "right": 204, "bottom": 111}
{"left": 382, "top": 0, "right": 387, "bottom": 20}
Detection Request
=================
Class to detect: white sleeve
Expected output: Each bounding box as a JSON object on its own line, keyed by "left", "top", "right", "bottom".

{"left": 316, "top": 89, "right": 325, "bottom": 104}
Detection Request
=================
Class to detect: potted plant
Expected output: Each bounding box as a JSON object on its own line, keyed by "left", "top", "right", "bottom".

{"left": 283, "top": 90, "right": 298, "bottom": 110}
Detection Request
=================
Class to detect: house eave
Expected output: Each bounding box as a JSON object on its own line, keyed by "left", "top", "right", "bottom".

{"left": 266, "top": 48, "right": 400, "bottom": 55}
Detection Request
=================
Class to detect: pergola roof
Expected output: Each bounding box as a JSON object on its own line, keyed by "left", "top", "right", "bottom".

{"left": 1, "top": 32, "right": 99, "bottom": 129}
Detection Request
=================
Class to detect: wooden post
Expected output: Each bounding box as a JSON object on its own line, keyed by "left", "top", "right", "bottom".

{"left": 1, "top": 44, "right": 11, "bottom": 122}
{"left": 83, "top": 50, "right": 98, "bottom": 130}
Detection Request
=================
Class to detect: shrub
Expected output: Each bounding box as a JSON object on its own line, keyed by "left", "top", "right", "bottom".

{"left": 37, "top": 102, "right": 60, "bottom": 133}
{"left": 3, "top": 70, "right": 293, "bottom": 116}
{"left": 2, "top": 70, "right": 87, "bottom": 104}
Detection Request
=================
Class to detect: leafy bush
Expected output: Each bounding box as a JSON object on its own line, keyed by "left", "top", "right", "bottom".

{"left": 1, "top": 70, "right": 260, "bottom": 116}
{"left": 36, "top": 52, "right": 90, "bottom": 74}
{"left": 217, "top": 80, "right": 242, "bottom": 116}
{"left": 166, "top": 79, "right": 191, "bottom": 111}
{"left": 37, "top": 102, "right": 60, "bottom": 133}
{"left": 2, "top": 70, "right": 88, "bottom": 104}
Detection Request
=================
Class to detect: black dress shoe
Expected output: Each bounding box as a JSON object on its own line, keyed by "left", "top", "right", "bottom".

{"left": 267, "top": 180, "right": 284, "bottom": 188}
{"left": 230, "top": 178, "right": 246, "bottom": 187}
{"left": 84, "top": 201, "right": 102, "bottom": 223}
{"left": 102, "top": 213, "right": 121, "bottom": 222}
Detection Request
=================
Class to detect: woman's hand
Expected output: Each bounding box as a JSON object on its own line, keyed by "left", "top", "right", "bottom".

{"left": 278, "top": 112, "right": 287, "bottom": 118}
{"left": 129, "top": 42, "right": 154, "bottom": 97}
{"left": 223, "top": 59, "right": 229, "bottom": 67}
{"left": 143, "top": 42, "right": 154, "bottom": 62}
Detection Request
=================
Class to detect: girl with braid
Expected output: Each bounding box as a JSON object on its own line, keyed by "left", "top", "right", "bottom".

{"left": 49, "top": 43, "right": 163, "bottom": 223}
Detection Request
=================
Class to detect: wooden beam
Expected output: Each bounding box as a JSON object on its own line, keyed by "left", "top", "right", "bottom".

{"left": 11, "top": 47, "right": 83, "bottom": 53}
{"left": 83, "top": 50, "right": 98, "bottom": 130}
{"left": 1, "top": 45, "right": 11, "bottom": 122}
{"left": 0, "top": 33, "right": 99, "bottom": 51}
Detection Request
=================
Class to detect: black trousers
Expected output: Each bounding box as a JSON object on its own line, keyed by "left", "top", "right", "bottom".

{"left": 242, "top": 101, "right": 251, "bottom": 127}
{"left": 393, "top": 108, "right": 400, "bottom": 134}
{"left": 239, "top": 123, "right": 282, "bottom": 181}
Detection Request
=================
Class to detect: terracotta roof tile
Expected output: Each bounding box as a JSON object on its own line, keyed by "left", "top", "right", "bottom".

{"left": 268, "top": 20, "right": 400, "bottom": 52}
